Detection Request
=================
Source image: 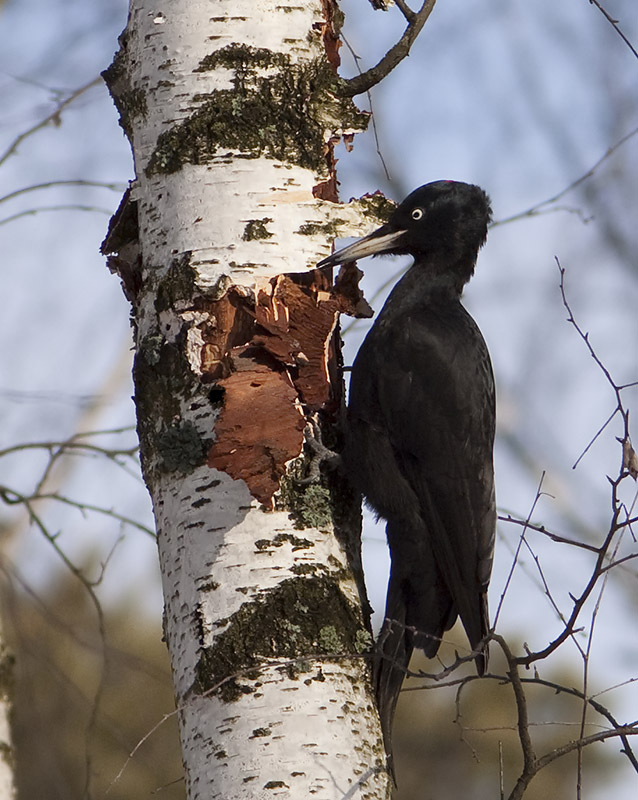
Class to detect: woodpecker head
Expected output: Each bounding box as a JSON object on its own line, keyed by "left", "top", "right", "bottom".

{"left": 318, "top": 181, "right": 492, "bottom": 280}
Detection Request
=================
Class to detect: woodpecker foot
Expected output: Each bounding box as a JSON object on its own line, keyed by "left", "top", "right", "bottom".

{"left": 297, "top": 414, "right": 341, "bottom": 485}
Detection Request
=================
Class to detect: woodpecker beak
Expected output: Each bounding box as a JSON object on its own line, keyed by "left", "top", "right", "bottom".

{"left": 317, "top": 225, "right": 408, "bottom": 268}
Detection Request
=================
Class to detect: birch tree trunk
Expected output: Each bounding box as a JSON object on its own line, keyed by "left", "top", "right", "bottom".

{"left": 0, "top": 632, "right": 16, "bottom": 800}
{"left": 102, "top": 1, "right": 390, "bottom": 797}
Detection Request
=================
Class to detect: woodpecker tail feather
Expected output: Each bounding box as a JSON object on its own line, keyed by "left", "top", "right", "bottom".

{"left": 373, "top": 543, "right": 456, "bottom": 767}
{"left": 373, "top": 614, "right": 413, "bottom": 779}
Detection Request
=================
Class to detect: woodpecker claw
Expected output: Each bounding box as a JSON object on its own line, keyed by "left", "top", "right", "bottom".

{"left": 296, "top": 414, "right": 340, "bottom": 485}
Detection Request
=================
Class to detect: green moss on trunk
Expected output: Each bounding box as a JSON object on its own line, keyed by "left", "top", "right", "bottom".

{"left": 146, "top": 44, "right": 369, "bottom": 176}
{"left": 194, "top": 576, "right": 369, "bottom": 701}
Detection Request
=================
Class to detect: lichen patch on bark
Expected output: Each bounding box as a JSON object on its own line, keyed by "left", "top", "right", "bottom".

{"left": 194, "top": 574, "right": 366, "bottom": 701}
{"left": 146, "top": 43, "right": 368, "bottom": 177}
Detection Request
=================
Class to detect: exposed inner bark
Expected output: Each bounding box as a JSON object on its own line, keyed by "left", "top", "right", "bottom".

{"left": 204, "top": 266, "right": 370, "bottom": 506}
{"left": 207, "top": 347, "right": 305, "bottom": 506}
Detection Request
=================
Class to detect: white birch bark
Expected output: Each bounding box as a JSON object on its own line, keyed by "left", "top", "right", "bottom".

{"left": 104, "top": 1, "right": 390, "bottom": 798}
{"left": 0, "top": 637, "right": 16, "bottom": 800}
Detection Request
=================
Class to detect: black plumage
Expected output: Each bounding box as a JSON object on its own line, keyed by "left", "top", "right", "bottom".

{"left": 318, "top": 180, "right": 496, "bottom": 759}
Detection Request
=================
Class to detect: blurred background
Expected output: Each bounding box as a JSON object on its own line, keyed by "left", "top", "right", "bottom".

{"left": 0, "top": 0, "right": 636, "bottom": 797}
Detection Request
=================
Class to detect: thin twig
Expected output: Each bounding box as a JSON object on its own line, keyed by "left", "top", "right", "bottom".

{"left": 405, "top": 663, "right": 638, "bottom": 775}
{"left": 572, "top": 406, "right": 619, "bottom": 469}
{"left": 0, "top": 438, "right": 138, "bottom": 460}
{"left": 0, "top": 486, "right": 153, "bottom": 538}
{"left": 11, "top": 494, "right": 110, "bottom": 798}
{"left": 340, "top": 33, "right": 392, "bottom": 181}
{"left": 0, "top": 204, "right": 112, "bottom": 226}
{"left": 600, "top": 552, "right": 638, "bottom": 572}
{"left": 557, "top": 259, "right": 620, "bottom": 398}
{"left": 493, "top": 473, "right": 546, "bottom": 628}
{"left": 588, "top": 0, "right": 638, "bottom": 60}
{"left": 0, "top": 76, "right": 102, "bottom": 167}
{"left": 0, "top": 179, "right": 125, "bottom": 205}
{"left": 522, "top": 534, "right": 587, "bottom": 661}
{"left": 498, "top": 513, "right": 599, "bottom": 553}
{"left": 575, "top": 526, "right": 624, "bottom": 798}
{"left": 494, "top": 127, "right": 638, "bottom": 227}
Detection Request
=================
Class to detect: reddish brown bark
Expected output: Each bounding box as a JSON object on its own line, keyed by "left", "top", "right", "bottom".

{"left": 204, "top": 265, "right": 369, "bottom": 505}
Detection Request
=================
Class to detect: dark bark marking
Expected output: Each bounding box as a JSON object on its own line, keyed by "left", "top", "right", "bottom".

{"left": 157, "top": 420, "right": 206, "bottom": 473}
{"left": 101, "top": 46, "right": 148, "bottom": 133}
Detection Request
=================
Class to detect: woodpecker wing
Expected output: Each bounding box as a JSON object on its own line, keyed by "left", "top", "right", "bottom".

{"left": 349, "top": 296, "right": 495, "bottom": 657}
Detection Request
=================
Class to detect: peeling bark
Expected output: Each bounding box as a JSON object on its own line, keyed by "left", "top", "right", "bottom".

{"left": 102, "top": 1, "right": 390, "bottom": 798}
{"left": 207, "top": 347, "right": 305, "bottom": 506}
{"left": 188, "top": 267, "right": 371, "bottom": 506}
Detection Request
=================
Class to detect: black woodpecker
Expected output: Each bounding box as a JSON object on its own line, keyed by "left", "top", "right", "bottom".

{"left": 318, "top": 180, "right": 496, "bottom": 759}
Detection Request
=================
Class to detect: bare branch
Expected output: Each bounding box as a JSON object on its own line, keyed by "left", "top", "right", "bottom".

{"left": 558, "top": 257, "right": 636, "bottom": 483}
{"left": 509, "top": 261, "right": 635, "bottom": 668}
{"left": 572, "top": 405, "right": 619, "bottom": 469}
{"left": 557, "top": 259, "right": 620, "bottom": 398}
{"left": 4, "top": 490, "right": 111, "bottom": 795}
{"left": 492, "top": 635, "right": 536, "bottom": 800}
{"left": 403, "top": 665, "right": 638, "bottom": 776}
{"left": 522, "top": 675, "right": 638, "bottom": 772}
{"left": 535, "top": 723, "right": 638, "bottom": 769}
{"left": 395, "top": 0, "right": 416, "bottom": 23}
{"left": 600, "top": 552, "right": 638, "bottom": 573}
{"left": 342, "top": 1, "right": 437, "bottom": 97}
{"left": 34, "top": 492, "right": 155, "bottom": 538}
{"left": 514, "top": 487, "right": 618, "bottom": 666}
{"left": 498, "top": 513, "right": 599, "bottom": 553}
{"left": 0, "top": 435, "right": 139, "bottom": 461}
{"left": 486, "top": 642, "right": 638, "bottom": 798}
{"left": 575, "top": 527, "right": 624, "bottom": 794}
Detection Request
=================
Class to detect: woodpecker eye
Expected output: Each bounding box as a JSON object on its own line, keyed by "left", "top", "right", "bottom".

{"left": 411, "top": 208, "right": 424, "bottom": 220}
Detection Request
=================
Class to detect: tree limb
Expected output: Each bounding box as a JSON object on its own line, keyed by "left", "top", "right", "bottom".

{"left": 342, "top": 1, "right": 437, "bottom": 96}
